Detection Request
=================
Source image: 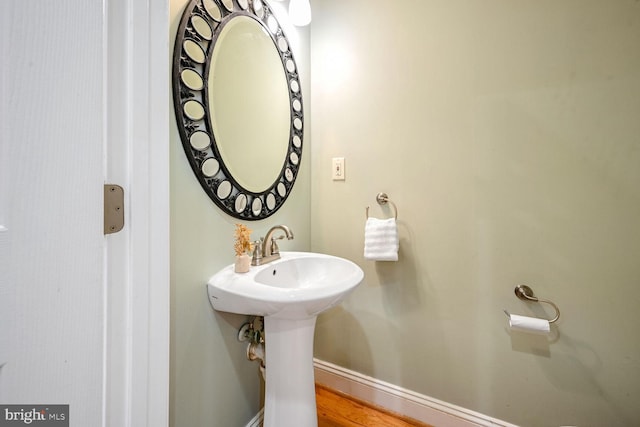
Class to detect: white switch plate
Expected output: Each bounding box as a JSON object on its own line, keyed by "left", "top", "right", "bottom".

{"left": 332, "top": 157, "right": 345, "bottom": 181}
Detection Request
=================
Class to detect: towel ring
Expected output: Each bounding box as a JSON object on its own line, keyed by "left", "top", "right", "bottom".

{"left": 366, "top": 192, "right": 398, "bottom": 219}
{"left": 513, "top": 285, "right": 560, "bottom": 323}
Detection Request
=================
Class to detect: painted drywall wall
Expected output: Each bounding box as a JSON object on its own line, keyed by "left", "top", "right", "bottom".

{"left": 170, "top": 1, "right": 311, "bottom": 426}
{"left": 310, "top": 0, "right": 640, "bottom": 426}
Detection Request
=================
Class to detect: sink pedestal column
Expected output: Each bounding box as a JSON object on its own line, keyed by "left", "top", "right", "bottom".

{"left": 263, "top": 316, "right": 318, "bottom": 427}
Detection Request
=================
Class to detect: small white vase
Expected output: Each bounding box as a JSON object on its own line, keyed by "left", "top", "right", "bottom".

{"left": 234, "top": 253, "right": 251, "bottom": 273}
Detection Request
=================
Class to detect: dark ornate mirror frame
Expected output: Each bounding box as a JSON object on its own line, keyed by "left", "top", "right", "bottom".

{"left": 173, "top": 0, "right": 304, "bottom": 220}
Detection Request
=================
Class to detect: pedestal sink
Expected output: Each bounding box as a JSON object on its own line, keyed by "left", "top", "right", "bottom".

{"left": 207, "top": 251, "right": 364, "bottom": 427}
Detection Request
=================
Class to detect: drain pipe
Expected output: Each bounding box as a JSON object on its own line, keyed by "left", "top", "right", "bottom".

{"left": 247, "top": 341, "right": 266, "bottom": 380}
{"left": 238, "top": 316, "right": 266, "bottom": 380}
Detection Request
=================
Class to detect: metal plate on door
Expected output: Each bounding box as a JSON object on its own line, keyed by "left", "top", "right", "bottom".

{"left": 104, "top": 184, "right": 124, "bottom": 235}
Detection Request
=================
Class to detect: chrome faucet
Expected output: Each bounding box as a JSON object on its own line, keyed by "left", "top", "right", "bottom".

{"left": 251, "top": 225, "right": 294, "bottom": 266}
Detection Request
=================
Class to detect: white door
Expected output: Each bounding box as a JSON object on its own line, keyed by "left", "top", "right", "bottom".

{"left": 0, "top": 1, "right": 169, "bottom": 426}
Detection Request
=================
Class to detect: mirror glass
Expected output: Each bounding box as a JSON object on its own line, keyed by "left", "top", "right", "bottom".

{"left": 203, "top": 0, "right": 221, "bottom": 21}
{"left": 181, "top": 69, "right": 204, "bottom": 90}
{"left": 220, "top": 0, "right": 234, "bottom": 12}
{"left": 202, "top": 158, "right": 220, "bottom": 177}
{"left": 184, "top": 40, "right": 206, "bottom": 63}
{"left": 217, "top": 180, "right": 232, "bottom": 199}
{"left": 190, "top": 131, "right": 210, "bottom": 151}
{"left": 191, "top": 15, "right": 213, "bottom": 40}
{"left": 173, "top": 0, "right": 304, "bottom": 220}
{"left": 235, "top": 194, "right": 247, "bottom": 213}
{"left": 183, "top": 100, "right": 205, "bottom": 120}
{"left": 209, "top": 16, "right": 290, "bottom": 193}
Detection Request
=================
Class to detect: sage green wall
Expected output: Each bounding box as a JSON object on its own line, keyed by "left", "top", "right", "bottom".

{"left": 170, "top": 1, "right": 311, "bottom": 426}
{"left": 310, "top": 1, "right": 640, "bottom": 426}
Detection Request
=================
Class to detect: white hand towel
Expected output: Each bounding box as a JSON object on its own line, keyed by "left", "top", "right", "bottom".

{"left": 364, "top": 217, "right": 399, "bottom": 261}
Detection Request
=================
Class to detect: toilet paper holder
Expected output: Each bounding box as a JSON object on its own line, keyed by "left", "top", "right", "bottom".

{"left": 504, "top": 285, "right": 561, "bottom": 323}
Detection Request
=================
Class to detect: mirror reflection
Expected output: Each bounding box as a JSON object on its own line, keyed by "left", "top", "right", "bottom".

{"left": 209, "top": 16, "right": 290, "bottom": 194}
{"left": 201, "top": 158, "right": 220, "bottom": 177}
{"left": 190, "top": 131, "right": 210, "bottom": 151}
{"left": 183, "top": 39, "right": 205, "bottom": 63}
{"left": 183, "top": 100, "right": 205, "bottom": 120}
{"left": 181, "top": 69, "right": 204, "bottom": 90}
{"left": 191, "top": 15, "right": 213, "bottom": 40}
{"left": 203, "top": 0, "right": 222, "bottom": 21}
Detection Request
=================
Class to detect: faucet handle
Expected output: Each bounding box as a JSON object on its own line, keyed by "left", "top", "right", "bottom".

{"left": 270, "top": 238, "right": 280, "bottom": 255}
{"left": 251, "top": 239, "right": 263, "bottom": 265}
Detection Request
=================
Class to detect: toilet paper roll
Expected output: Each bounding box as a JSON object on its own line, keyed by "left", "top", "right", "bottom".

{"left": 509, "top": 314, "right": 550, "bottom": 334}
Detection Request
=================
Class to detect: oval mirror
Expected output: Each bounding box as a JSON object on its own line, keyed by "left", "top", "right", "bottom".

{"left": 183, "top": 39, "right": 206, "bottom": 63}
{"left": 277, "top": 37, "right": 288, "bottom": 53}
{"left": 183, "top": 100, "right": 205, "bottom": 120}
{"left": 190, "top": 130, "right": 211, "bottom": 151}
{"left": 286, "top": 59, "right": 296, "bottom": 73}
{"left": 217, "top": 180, "right": 232, "bottom": 199}
{"left": 293, "top": 134, "right": 302, "bottom": 148}
{"left": 191, "top": 15, "right": 212, "bottom": 40}
{"left": 253, "top": 0, "right": 264, "bottom": 18}
{"left": 201, "top": 158, "right": 220, "bottom": 177}
{"left": 252, "top": 198, "right": 262, "bottom": 217}
{"left": 203, "top": 0, "right": 222, "bottom": 21}
{"left": 266, "top": 193, "right": 276, "bottom": 210}
{"left": 220, "top": 0, "right": 234, "bottom": 12}
{"left": 209, "top": 15, "right": 290, "bottom": 193}
{"left": 173, "top": 0, "right": 303, "bottom": 220}
{"left": 235, "top": 194, "right": 248, "bottom": 213}
{"left": 181, "top": 68, "right": 204, "bottom": 91}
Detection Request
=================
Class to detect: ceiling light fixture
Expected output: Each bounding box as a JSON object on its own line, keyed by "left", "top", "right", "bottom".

{"left": 288, "top": 0, "right": 311, "bottom": 26}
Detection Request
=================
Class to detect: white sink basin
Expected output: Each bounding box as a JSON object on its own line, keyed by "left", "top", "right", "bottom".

{"left": 207, "top": 251, "right": 364, "bottom": 427}
{"left": 207, "top": 251, "right": 364, "bottom": 320}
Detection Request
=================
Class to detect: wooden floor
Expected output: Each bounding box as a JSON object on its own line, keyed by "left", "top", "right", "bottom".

{"left": 316, "top": 385, "right": 433, "bottom": 427}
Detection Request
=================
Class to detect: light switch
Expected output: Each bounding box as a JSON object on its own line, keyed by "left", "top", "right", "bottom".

{"left": 332, "top": 157, "right": 345, "bottom": 181}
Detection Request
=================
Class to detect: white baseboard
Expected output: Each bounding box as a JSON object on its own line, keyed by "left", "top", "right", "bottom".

{"left": 246, "top": 408, "right": 264, "bottom": 427}
{"left": 313, "top": 358, "right": 519, "bottom": 427}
